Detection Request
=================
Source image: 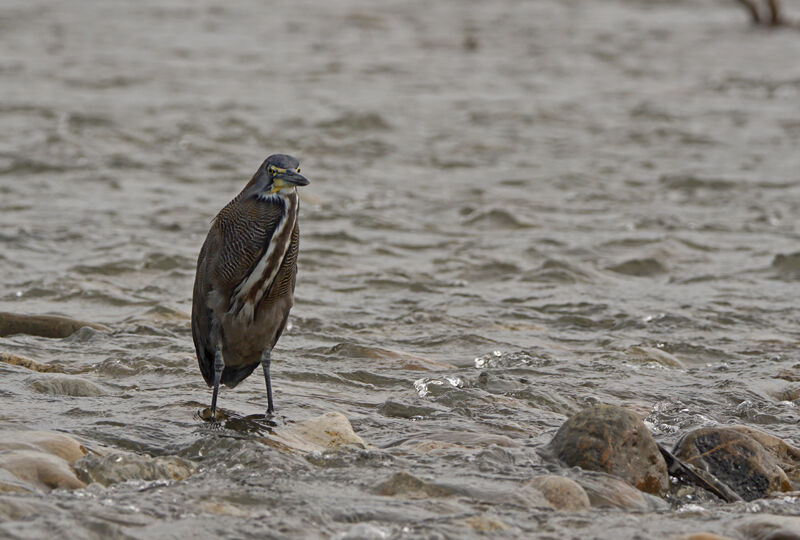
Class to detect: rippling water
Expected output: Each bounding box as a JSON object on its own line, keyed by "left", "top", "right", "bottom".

{"left": 2, "top": 0, "right": 800, "bottom": 537}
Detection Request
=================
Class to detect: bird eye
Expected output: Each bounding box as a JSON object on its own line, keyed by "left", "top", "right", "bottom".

{"left": 268, "top": 166, "right": 277, "bottom": 175}
{"left": 296, "top": 168, "right": 301, "bottom": 173}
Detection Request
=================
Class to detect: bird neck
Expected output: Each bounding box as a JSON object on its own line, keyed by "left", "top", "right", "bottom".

{"left": 257, "top": 188, "right": 297, "bottom": 207}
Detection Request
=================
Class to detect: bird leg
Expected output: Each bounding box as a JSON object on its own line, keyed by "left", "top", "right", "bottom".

{"left": 209, "top": 346, "right": 224, "bottom": 419}
{"left": 260, "top": 349, "right": 275, "bottom": 414}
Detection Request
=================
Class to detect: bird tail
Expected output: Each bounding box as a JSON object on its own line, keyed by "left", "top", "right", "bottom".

{"left": 221, "top": 363, "right": 260, "bottom": 388}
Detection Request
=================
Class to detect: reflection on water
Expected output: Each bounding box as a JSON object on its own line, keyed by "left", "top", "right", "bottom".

{"left": 1, "top": 0, "right": 800, "bottom": 537}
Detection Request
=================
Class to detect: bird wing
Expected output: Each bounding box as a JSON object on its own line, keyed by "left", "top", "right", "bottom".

{"left": 192, "top": 229, "right": 220, "bottom": 386}
{"left": 192, "top": 194, "right": 288, "bottom": 385}
{"left": 210, "top": 195, "right": 287, "bottom": 307}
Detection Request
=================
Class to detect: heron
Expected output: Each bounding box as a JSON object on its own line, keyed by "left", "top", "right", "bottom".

{"left": 191, "top": 154, "right": 309, "bottom": 419}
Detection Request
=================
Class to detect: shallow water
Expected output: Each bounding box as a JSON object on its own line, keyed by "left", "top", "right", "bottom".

{"left": 1, "top": 0, "right": 800, "bottom": 537}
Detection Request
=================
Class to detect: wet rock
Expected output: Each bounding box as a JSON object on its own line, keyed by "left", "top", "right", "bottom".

{"left": 0, "top": 450, "right": 86, "bottom": 492}
{"left": 494, "top": 484, "right": 554, "bottom": 509}
{"left": 728, "top": 426, "right": 800, "bottom": 485}
{"left": 0, "top": 312, "right": 110, "bottom": 338}
{"left": 547, "top": 404, "right": 669, "bottom": 494}
{"left": 73, "top": 452, "right": 196, "bottom": 486}
{"left": 373, "top": 471, "right": 455, "bottom": 499}
{"left": 462, "top": 515, "right": 511, "bottom": 532}
{"left": 474, "top": 445, "right": 517, "bottom": 474}
{"left": 626, "top": 345, "right": 685, "bottom": 368}
{"left": 0, "top": 351, "right": 63, "bottom": 373}
{"left": 673, "top": 427, "right": 793, "bottom": 501}
{"left": 771, "top": 251, "right": 800, "bottom": 280}
{"left": 395, "top": 439, "right": 464, "bottom": 455}
{"left": 523, "top": 475, "right": 591, "bottom": 511}
{"left": 266, "top": 412, "right": 368, "bottom": 454}
{"left": 0, "top": 430, "right": 87, "bottom": 463}
{"left": 772, "top": 383, "right": 800, "bottom": 402}
{"left": 27, "top": 374, "right": 107, "bottom": 397}
{"left": 776, "top": 364, "right": 800, "bottom": 382}
{"left": 572, "top": 471, "right": 669, "bottom": 511}
{"left": 736, "top": 516, "right": 800, "bottom": 540}
{"left": 378, "top": 399, "right": 440, "bottom": 419}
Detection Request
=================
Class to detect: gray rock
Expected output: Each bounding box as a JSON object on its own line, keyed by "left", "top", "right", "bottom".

{"left": 547, "top": 404, "right": 669, "bottom": 494}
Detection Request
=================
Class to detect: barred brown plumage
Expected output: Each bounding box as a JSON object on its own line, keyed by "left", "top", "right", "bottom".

{"left": 191, "top": 154, "right": 309, "bottom": 420}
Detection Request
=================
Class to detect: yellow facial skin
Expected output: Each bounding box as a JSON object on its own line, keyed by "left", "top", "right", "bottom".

{"left": 268, "top": 166, "right": 303, "bottom": 194}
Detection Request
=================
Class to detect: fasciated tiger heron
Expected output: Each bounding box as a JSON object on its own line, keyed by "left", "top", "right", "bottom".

{"left": 191, "top": 154, "right": 309, "bottom": 419}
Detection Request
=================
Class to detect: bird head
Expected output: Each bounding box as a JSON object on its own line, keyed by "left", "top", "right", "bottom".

{"left": 256, "top": 154, "right": 309, "bottom": 195}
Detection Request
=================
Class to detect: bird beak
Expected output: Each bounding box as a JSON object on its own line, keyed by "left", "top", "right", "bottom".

{"left": 274, "top": 169, "right": 310, "bottom": 188}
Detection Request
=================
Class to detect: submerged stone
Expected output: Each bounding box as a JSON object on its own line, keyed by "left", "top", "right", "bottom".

{"left": 523, "top": 475, "right": 591, "bottom": 511}
{"left": 626, "top": 345, "right": 685, "bottom": 368}
{"left": 547, "top": 404, "right": 669, "bottom": 494}
{"left": 673, "top": 427, "right": 793, "bottom": 501}
{"left": 571, "top": 471, "right": 669, "bottom": 511}
{"left": 0, "top": 312, "right": 109, "bottom": 338}
{"left": 373, "top": 471, "right": 455, "bottom": 499}
{"left": 735, "top": 516, "right": 800, "bottom": 540}
{"left": 27, "top": 374, "right": 107, "bottom": 397}
{"left": 462, "top": 515, "right": 511, "bottom": 532}
{"left": 73, "top": 452, "right": 196, "bottom": 486}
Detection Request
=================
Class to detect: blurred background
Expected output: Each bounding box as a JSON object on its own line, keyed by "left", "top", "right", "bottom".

{"left": 1, "top": 0, "right": 799, "bottom": 537}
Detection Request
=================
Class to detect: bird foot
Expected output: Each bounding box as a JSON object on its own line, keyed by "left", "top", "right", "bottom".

{"left": 199, "top": 407, "right": 228, "bottom": 422}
